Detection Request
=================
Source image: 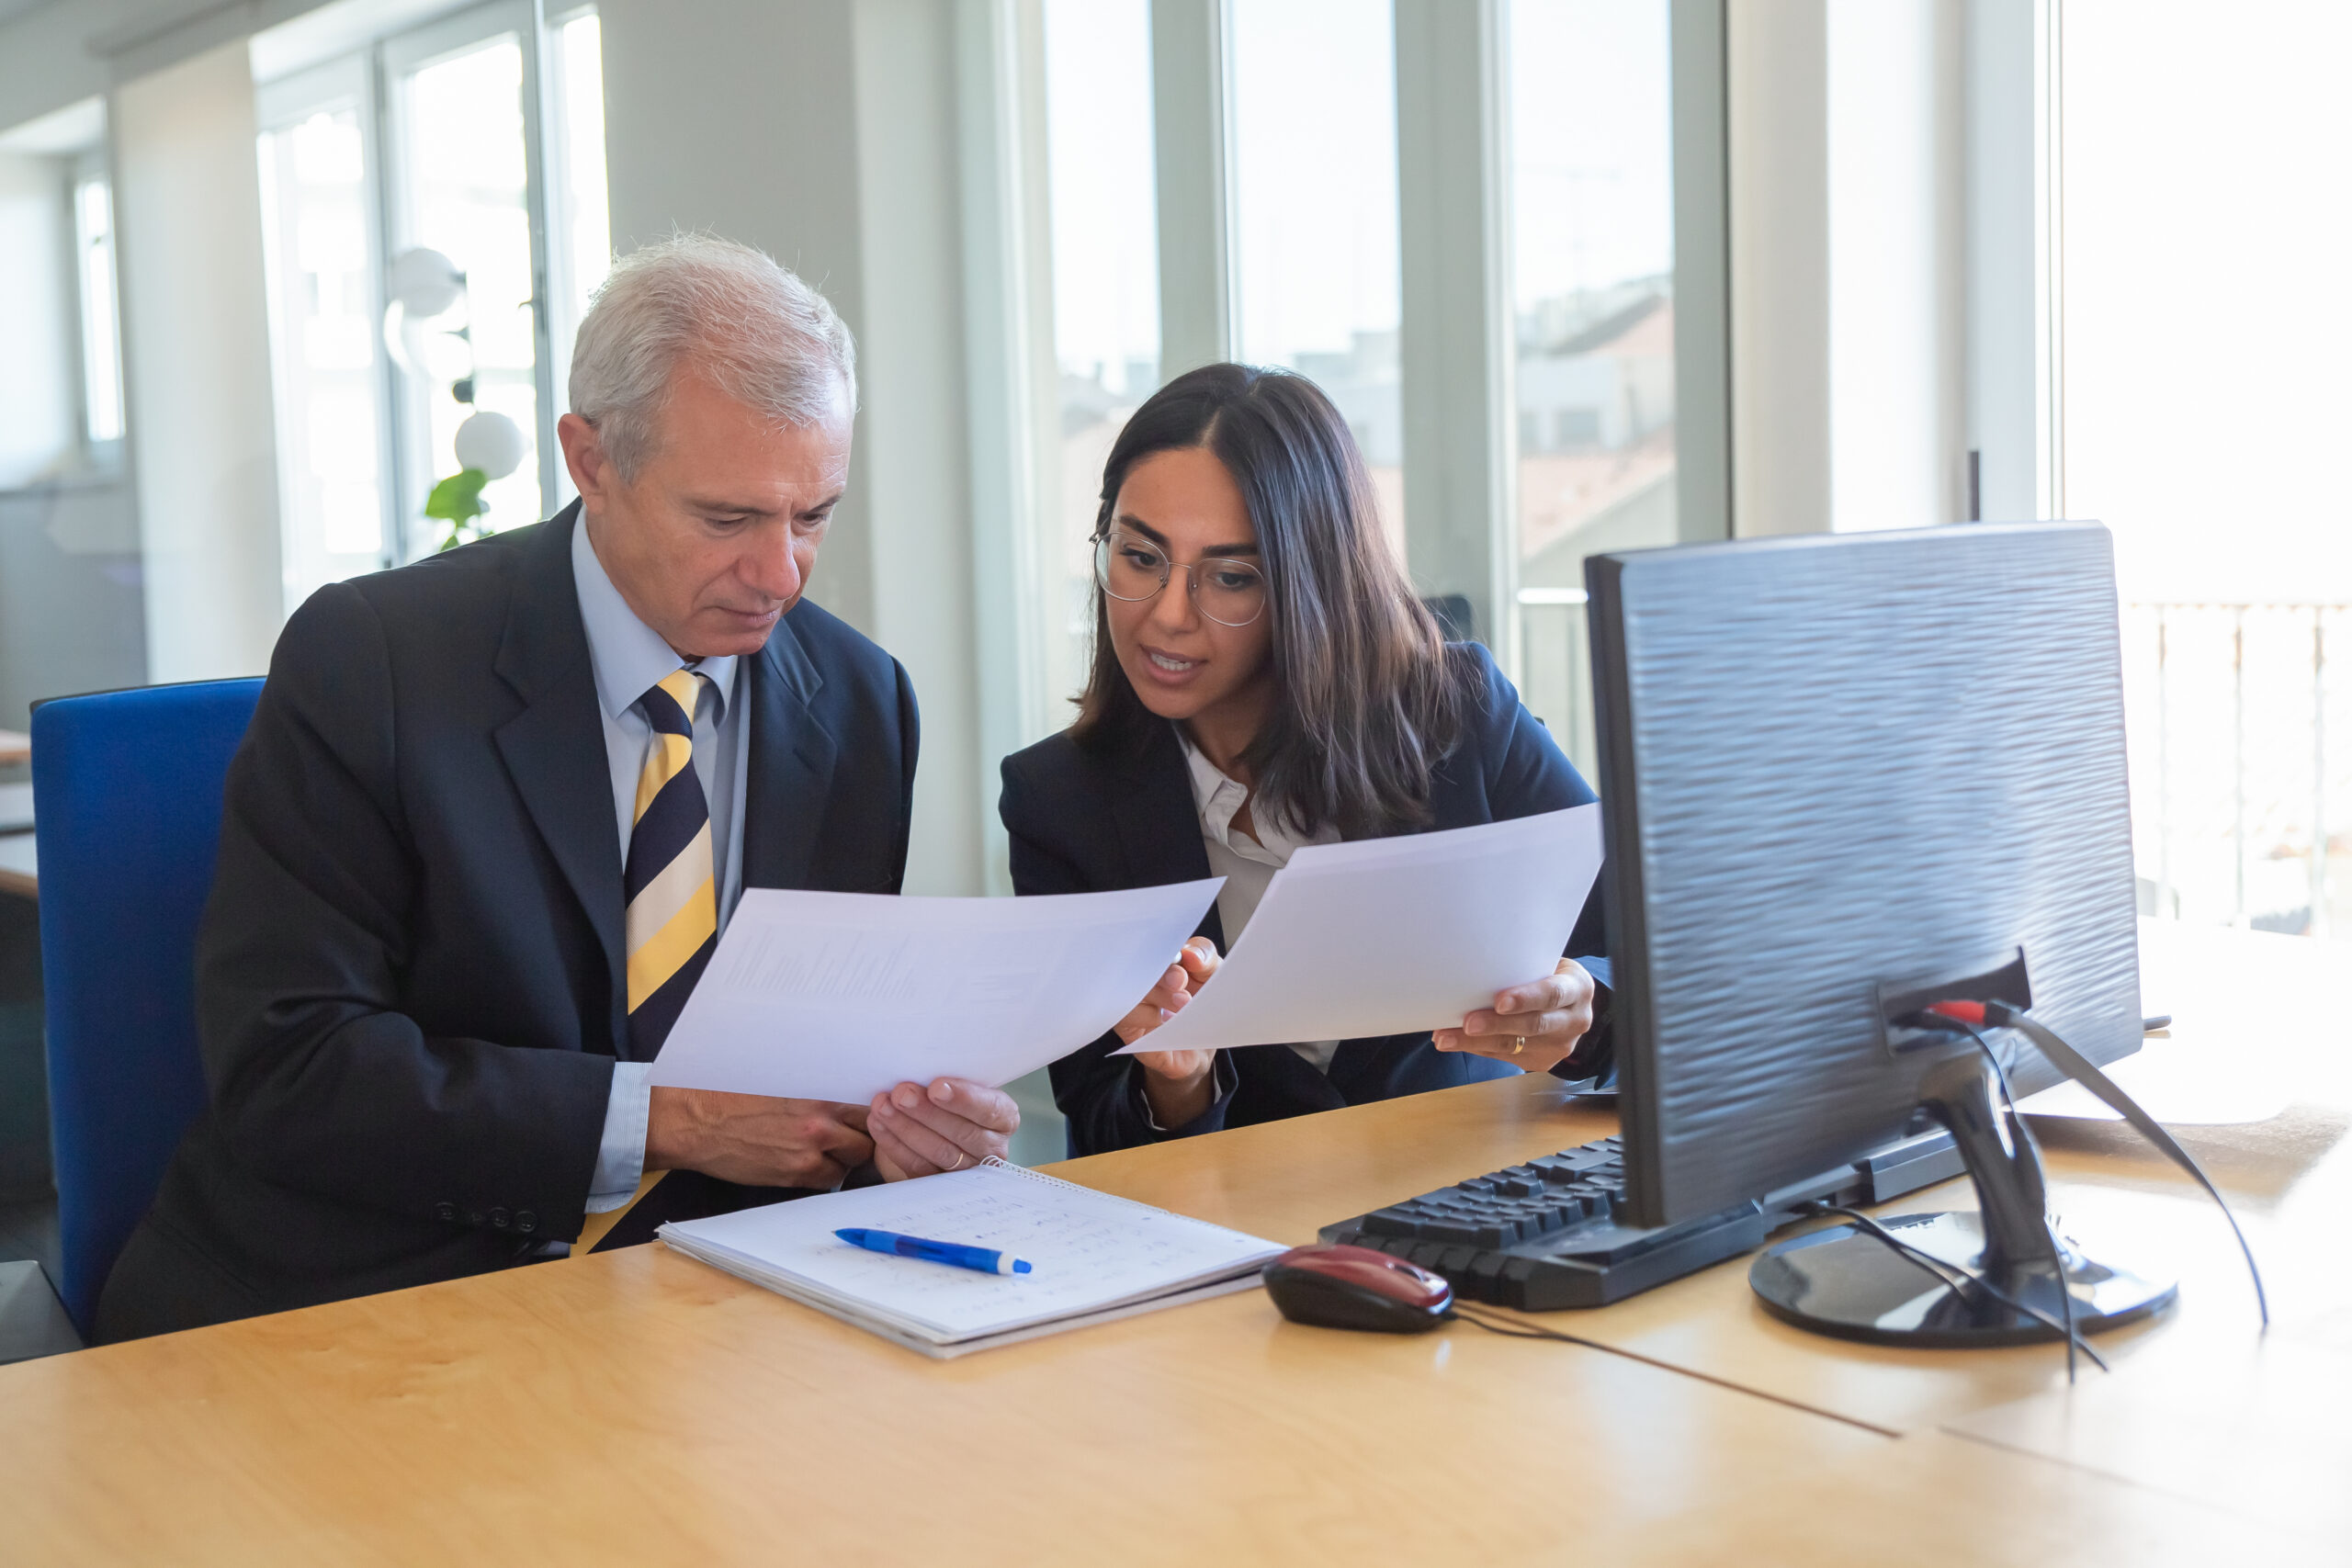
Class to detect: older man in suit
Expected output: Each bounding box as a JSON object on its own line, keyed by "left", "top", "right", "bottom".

{"left": 97, "top": 235, "right": 1015, "bottom": 1339}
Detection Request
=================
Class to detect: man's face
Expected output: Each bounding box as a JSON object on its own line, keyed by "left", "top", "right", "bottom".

{"left": 560, "top": 368, "right": 853, "bottom": 660}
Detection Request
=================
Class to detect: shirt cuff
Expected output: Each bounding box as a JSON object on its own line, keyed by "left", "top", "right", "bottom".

{"left": 586, "top": 1060, "right": 654, "bottom": 1213}
{"left": 1135, "top": 1051, "right": 1238, "bottom": 1136}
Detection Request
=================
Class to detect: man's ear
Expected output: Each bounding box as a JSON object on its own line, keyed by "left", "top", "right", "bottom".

{"left": 557, "top": 412, "right": 609, "bottom": 507}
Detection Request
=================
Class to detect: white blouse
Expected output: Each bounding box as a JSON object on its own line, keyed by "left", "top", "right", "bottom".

{"left": 1179, "top": 731, "right": 1344, "bottom": 1073}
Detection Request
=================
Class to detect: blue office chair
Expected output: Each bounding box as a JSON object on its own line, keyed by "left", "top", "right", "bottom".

{"left": 32, "top": 679, "right": 264, "bottom": 1337}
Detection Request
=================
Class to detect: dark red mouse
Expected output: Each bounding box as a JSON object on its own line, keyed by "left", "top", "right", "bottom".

{"left": 1261, "top": 1244, "right": 1454, "bottom": 1334}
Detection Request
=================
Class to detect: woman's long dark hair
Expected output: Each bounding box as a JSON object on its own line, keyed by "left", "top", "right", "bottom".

{"left": 1071, "top": 363, "right": 1472, "bottom": 840}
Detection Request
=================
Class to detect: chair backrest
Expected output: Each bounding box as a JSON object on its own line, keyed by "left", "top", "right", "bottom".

{"left": 32, "top": 679, "right": 264, "bottom": 1335}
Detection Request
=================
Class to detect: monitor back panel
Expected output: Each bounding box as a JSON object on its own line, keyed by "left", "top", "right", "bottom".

{"left": 1586, "top": 523, "right": 2143, "bottom": 1228}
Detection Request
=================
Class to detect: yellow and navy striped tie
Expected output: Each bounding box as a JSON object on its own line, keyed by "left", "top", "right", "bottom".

{"left": 624, "top": 668, "right": 717, "bottom": 1060}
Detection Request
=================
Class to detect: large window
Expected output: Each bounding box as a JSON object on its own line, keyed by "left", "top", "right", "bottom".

{"left": 1039, "top": 0, "right": 1160, "bottom": 721}
{"left": 72, "top": 165, "right": 124, "bottom": 450}
{"left": 1505, "top": 0, "right": 1677, "bottom": 771}
{"left": 1229, "top": 0, "right": 1406, "bottom": 549}
{"left": 258, "top": 73, "right": 389, "bottom": 606}
{"left": 2059, "top": 2, "right": 2351, "bottom": 940}
{"left": 255, "top": 3, "right": 610, "bottom": 608}
{"left": 387, "top": 12, "right": 547, "bottom": 543}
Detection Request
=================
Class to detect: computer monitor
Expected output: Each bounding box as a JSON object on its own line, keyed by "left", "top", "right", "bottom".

{"left": 1584, "top": 521, "right": 2175, "bottom": 1347}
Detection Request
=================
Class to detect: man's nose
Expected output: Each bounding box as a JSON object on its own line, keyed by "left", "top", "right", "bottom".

{"left": 742, "top": 524, "right": 803, "bottom": 602}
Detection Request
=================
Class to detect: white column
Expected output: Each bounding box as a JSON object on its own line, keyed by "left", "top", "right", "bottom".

{"left": 599, "top": 0, "right": 987, "bottom": 895}
{"left": 1395, "top": 0, "right": 1514, "bottom": 649}
{"left": 114, "top": 39, "right": 283, "bottom": 682}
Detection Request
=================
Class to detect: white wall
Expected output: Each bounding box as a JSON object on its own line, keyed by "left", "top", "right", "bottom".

{"left": 599, "top": 0, "right": 986, "bottom": 895}
{"left": 0, "top": 152, "right": 76, "bottom": 489}
{"left": 1727, "top": 0, "right": 1970, "bottom": 538}
{"left": 1726, "top": 0, "right": 1831, "bottom": 537}
{"left": 1826, "top": 0, "right": 1965, "bottom": 534}
{"left": 115, "top": 40, "right": 285, "bottom": 682}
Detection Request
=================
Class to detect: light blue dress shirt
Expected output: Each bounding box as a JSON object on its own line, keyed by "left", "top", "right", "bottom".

{"left": 571, "top": 518, "right": 753, "bottom": 1213}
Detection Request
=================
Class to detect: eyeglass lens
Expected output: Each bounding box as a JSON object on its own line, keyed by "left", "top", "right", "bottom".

{"left": 1095, "top": 531, "right": 1267, "bottom": 628}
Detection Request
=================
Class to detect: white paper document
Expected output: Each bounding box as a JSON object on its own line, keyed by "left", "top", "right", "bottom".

{"left": 650, "top": 881, "right": 1221, "bottom": 1103}
{"left": 659, "top": 1160, "right": 1284, "bottom": 1357}
{"left": 1118, "top": 804, "right": 1604, "bottom": 1055}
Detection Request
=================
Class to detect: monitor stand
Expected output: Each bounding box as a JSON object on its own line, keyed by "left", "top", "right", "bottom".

{"left": 1747, "top": 1051, "right": 2177, "bottom": 1348}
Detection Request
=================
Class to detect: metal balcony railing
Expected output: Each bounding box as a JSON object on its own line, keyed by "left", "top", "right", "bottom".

{"left": 1511, "top": 592, "right": 2349, "bottom": 941}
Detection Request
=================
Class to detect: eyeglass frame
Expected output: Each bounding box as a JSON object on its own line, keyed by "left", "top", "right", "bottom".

{"left": 1091, "top": 525, "right": 1271, "bottom": 629}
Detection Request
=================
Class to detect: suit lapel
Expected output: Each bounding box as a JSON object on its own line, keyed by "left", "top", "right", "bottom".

{"left": 741, "top": 611, "right": 838, "bottom": 890}
{"left": 491, "top": 504, "right": 627, "bottom": 1044}
{"left": 1109, "top": 723, "right": 1226, "bottom": 950}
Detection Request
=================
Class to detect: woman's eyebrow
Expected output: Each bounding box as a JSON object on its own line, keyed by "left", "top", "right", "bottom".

{"left": 1113, "top": 513, "right": 1259, "bottom": 557}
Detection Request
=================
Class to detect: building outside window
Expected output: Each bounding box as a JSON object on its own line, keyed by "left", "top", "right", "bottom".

{"left": 1039, "top": 0, "right": 1160, "bottom": 721}
{"left": 1505, "top": 0, "right": 1677, "bottom": 772}
{"left": 1229, "top": 0, "right": 1407, "bottom": 554}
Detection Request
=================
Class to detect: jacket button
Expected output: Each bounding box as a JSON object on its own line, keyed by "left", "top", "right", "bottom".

{"left": 435, "top": 1201, "right": 457, "bottom": 1224}
{"left": 514, "top": 1211, "right": 538, "bottom": 1235}
{"left": 490, "top": 1207, "right": 512, "bottom": 1230}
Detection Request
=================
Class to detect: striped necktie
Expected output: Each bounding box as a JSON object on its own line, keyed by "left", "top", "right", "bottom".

{"left": 624, "top": 667, "right": 717, "bottom": 1060}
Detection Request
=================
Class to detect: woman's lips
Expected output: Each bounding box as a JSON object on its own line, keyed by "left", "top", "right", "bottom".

{"left": 1137, "top": 646, "right": 1204, "bottom": 684}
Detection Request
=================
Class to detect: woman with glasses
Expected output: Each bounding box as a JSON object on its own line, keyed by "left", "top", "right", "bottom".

{"left": 999, "top": 363, "right": 1611, "bottom": 1156}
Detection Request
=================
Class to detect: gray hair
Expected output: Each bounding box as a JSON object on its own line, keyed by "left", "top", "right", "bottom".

{"left": 568, "top": 232, "right": 857, "bottom": 479}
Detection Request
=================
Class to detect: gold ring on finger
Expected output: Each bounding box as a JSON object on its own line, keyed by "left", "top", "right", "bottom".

{"left": 1512, "top": 1036, "right": 1526, "bottom": 1055}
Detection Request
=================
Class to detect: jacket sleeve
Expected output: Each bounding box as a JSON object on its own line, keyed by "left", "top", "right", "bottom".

{"left": 195, "top": 583, "right": 616, "bottom": 1241}
{"left": 999, "top": 750, "right": 1238, "bottom": 1156}
{"left": 1468, "top": 646, "right": 1617, "bottom": 1084}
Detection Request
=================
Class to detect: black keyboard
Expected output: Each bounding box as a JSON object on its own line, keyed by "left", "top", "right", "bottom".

{"left": 1320, "top": 1125, "right": 1966, "bottom": 1310}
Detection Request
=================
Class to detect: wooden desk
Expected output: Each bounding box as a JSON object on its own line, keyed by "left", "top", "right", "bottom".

{"left": 1, "top": 927, "right": 2343, "bottom": 1563}
{"left": 0, "top": 1084, "right": 1891, "bottom": 1566}
{"left": 0, "top": 728, "right": 28, "bottom": 766}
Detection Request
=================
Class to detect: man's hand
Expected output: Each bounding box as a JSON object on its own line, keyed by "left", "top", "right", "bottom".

{"left": 645, "top": 1088, "right": 875, "bottom": 1189}
{"left": 1431, "top": 957, "right": 1597, "bottom": 1074}
{"left": 1115, "top": 938, "right": 1221, "bottom": 1128}
{"left": 867, "top": 1077, "right": 1021, "bottom": 1181}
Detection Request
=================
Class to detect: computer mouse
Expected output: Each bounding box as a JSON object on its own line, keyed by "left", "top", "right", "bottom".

{"left": 1262, "top": 1244, "right": 1453, "bottom": 1334}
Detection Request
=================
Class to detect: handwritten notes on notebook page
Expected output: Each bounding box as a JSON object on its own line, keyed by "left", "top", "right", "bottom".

{"left": 650, "top": 881, "right": 1221, "bottom": 1104}
{"left": 659, "top": 1162, "right": 1284, "bottom": 1357}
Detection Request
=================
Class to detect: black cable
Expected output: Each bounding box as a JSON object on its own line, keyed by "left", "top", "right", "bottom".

{"left": 1917, "top": 1011, "right": 2086, "bottom": 1382}
{"left": 1797, "top": 1201, "right": 2109, "bottom": 1372}
{"left": 1986, "top": 1000, "right": 2270, "bottom": 1330}
{"left": 1442, "top": 1302, "right": 1614, "bottom": 1353}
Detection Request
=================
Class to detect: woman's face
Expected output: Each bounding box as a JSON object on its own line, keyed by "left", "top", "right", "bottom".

{"left": 1102, "top": 445, "right": 1275, "bottom": 737}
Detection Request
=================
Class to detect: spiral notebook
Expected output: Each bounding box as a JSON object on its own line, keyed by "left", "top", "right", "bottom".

{"left": 658, "top": 1161, "right": 1286, "bottom": 1358}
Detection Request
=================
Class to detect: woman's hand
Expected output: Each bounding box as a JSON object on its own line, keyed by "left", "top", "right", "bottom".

{"left": 866, "top": 1077, "right": 1020, "bottom": 1180}
{"left": 1432, "top": 957, "right": 1597, "bottom": 1074}
{"left": 1114, "top": 938, "right": 1222, "bottom": 1126}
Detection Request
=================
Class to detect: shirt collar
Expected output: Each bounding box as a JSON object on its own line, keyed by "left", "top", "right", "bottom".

{"left": 571, "top": 513, "right": 738, "bottom": 722}
{"left": 1172, "top": 725, "right": 1338, "bottom": 865}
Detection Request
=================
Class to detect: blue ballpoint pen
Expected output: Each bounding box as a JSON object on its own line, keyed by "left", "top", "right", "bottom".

{"left": 835, "top": 1227, "right": 1035, "bottom": 1276}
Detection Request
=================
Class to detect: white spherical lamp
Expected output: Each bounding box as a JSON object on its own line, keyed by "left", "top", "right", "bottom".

{"left": 386, "top": 247, "right": 465, "bottom": 319}
{"left": 453, "top": 411, "right": 527, "bottom": 479}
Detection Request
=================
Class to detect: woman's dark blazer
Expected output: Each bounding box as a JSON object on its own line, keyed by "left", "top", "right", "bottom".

{"left": 999, "top": 642, "right": 1612, "bottom": 1157}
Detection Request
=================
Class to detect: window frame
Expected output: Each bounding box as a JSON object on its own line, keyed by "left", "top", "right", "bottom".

{"left": 255, "top": 53, "right": 399, "bottom": 596}
{"left": 379, "top": 0, "right": 560, "bottom": 556}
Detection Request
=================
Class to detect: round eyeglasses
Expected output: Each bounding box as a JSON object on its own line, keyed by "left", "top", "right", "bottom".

{"left": 1093, "top": 529, "right": 1269, "bottom": 628}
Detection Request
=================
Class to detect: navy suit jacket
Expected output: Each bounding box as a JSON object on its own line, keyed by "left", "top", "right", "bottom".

{"left": 1000, "top": 643, "right": 1611, "bottom": 1158}
{"left": 96, "top": 505, "right": 917, "bottom": 1340}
